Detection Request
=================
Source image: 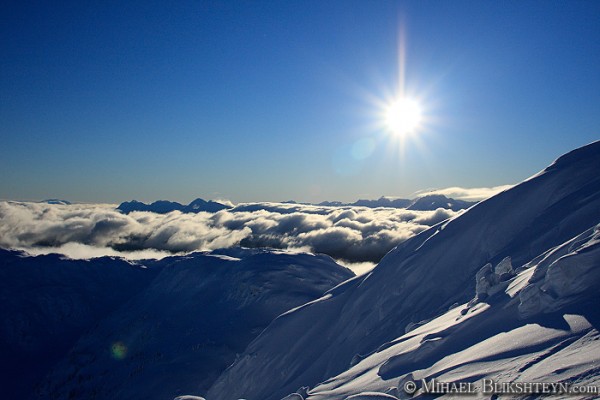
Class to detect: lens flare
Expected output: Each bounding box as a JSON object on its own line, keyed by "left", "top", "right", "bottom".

{"left": 111, "top": 341, "right": 128, "bottom": 360}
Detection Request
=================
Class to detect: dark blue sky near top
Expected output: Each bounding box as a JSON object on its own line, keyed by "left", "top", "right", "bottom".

{"left": 1, "top": 1, "right": 599, "bottom": 203}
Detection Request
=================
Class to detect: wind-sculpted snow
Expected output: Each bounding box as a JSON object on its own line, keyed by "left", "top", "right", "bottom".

{"left": 302, "top": 223, "right": 600, "bottom": 399}
{"left": 206, "top": 141, "right": 600, "bottom": 400}
{"left": 0, "top": 200, "right": 458, "bottom": 265}
{"left": 0, "top": 248, "right": 352, "bottom": 399}
{"left": 518, "top": 224, "right": 600, "bottom": 318}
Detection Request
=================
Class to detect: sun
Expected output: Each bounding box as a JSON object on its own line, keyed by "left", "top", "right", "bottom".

{"left": 385, "top": 98, "right": 422, "bottom": 136}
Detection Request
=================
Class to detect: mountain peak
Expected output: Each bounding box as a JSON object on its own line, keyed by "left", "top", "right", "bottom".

{"left": 41, "top": 199, "right": 71, "bottom": 205}
{"left": 407, "top": 194, "right": 475, "bottom": 211}
{"left": 546, "top": 140, "right": 600, "bottom": 172}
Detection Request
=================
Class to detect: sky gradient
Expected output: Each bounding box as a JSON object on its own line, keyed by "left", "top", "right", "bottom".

{"left": 1, "top": 1, "right": 599, "bottom": 203}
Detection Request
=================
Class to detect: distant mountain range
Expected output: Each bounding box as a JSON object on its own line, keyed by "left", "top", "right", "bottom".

{"left": 319, "top": 194, "right": 476, "bottom": 211}
{"left": 117, "top": 198, "right": 232, "bottom": 214}
{"left": 35, "top": 194, "right": 474, "bottom": 215}
{"left": 117, "top": 194, "right": 475, "bottom": 215}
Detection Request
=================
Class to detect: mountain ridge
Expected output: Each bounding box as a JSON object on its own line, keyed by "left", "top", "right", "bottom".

{"left": 318, "top": 195, "right": 476, "bottom": 211}
{"left": 117, "top": 198, "right": 232, "bottom": 214}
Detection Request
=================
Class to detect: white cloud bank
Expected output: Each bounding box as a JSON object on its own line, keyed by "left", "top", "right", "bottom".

{"left": 0, "top": 201, "right": 460, "bottom": 265}
{"left": 414, "top": 185, "right": 514, "bottom": 201}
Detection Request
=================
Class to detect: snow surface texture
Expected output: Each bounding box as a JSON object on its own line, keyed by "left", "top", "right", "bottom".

{"left": 0, "top": 248, "right": 352, "bottom": 399}
{"left": 306, "top": 225, "right": 600, "bottom": 399}
{"left": 205, "top": 141, "right": 600, "bottom": 400}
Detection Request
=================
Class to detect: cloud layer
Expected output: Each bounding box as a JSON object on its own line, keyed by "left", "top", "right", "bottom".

{"left": 0, "top": 201, "right": 459, "bottom": 265}
{"left": 414, "top": 185, "right": 514, "bottom": 201}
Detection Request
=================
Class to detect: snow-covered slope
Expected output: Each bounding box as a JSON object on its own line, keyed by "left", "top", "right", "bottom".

{"left": 0, "top": 248, "right": 352, "bottom": 399}
{"left": 0, "top": 250, "right": 157, "bottom": 399}
{"left": 207, "top": 141, "right": 600, "bottom": 400}
{"left": 306, "top": 224, "right": 600, "bottom": 399}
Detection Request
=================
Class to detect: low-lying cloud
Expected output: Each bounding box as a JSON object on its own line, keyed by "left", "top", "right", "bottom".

{"left": 414, "top": 185, "right": 514, "bottom": 201}
{"left": 0, "top": 201, "right": 459, "bottom": 265}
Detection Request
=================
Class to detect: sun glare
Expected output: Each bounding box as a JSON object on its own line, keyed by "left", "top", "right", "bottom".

{"left": 385, "top": 98, "right": 422, "bottom": 136}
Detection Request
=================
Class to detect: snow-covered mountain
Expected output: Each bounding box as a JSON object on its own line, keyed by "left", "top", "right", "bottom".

{"left": 42, "top": 199, "right": 72, "bottom": 205}
{"left": 0, "top": 248, "right": 352, "bottom": 399}
{"left": 406, "top": 194, "right": 474, "bottom": 211}
{"left": 0, "top": 250, "right": 158, "bottom": 399}
{"left": 117, "top": 198, "right": 232, "bottom": 214}
{"left": 206, "top": 141, "right": 600, "bottom": 400}
{"left": 116, "top": 195, "right": 471, "bottom": 215}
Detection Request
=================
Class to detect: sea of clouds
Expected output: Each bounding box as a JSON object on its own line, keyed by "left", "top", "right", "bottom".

{"left": 0, "top": 201, "right": 460, "bottom": 273}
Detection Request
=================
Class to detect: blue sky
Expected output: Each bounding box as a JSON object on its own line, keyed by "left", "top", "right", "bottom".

{"left": 1, "top": 1, "right": 599, "bottom": 203}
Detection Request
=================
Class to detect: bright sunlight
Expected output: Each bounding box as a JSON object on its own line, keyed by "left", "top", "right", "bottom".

{"left": 385, "top": 98, "right": 422, "bottom": 136}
